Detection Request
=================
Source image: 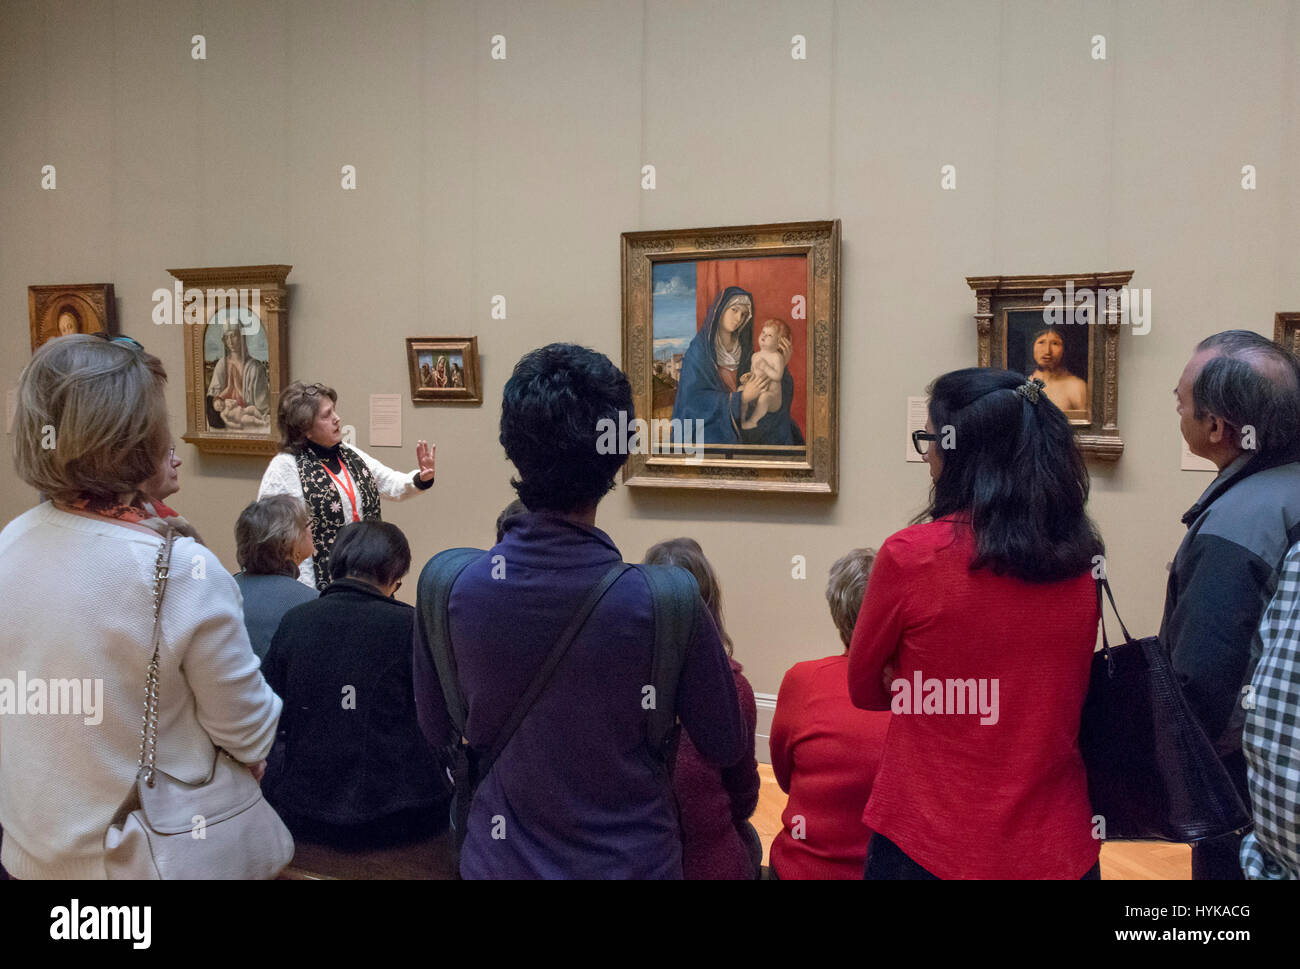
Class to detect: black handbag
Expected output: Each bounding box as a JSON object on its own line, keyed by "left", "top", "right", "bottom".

{"left": 1078, "top": 578, "right": 1252, "bottom": 842}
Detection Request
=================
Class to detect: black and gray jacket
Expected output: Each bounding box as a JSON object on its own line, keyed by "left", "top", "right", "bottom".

{"left": 1159, "top": 451, "right": 1300, "bottom": 786}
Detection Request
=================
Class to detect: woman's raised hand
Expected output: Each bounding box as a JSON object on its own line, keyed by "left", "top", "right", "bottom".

{"left": 416, "top": 440, "right": 436, "bottom": 481}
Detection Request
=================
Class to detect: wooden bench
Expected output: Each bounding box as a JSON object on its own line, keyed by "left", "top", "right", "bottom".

{"left": 279, "top": 828, "right": 457, "bottom": 880}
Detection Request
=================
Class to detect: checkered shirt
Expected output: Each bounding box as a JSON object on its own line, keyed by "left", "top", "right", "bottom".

{"left": 1241, "top": 539, "right": 1300, "bottom": 879}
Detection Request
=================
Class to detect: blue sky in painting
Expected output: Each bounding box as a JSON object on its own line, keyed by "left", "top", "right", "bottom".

{"left": 652, "top": 261, "right": 696, "bottom": 358}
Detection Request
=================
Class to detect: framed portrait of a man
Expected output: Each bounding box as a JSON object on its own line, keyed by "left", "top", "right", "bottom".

{"left": 28, "top": 283, "right": 118, "bottom": 350}
{"left": 620, "top": 220, "right": 840, "bottom": 494}
{"left": 967, "top": 271, "right": 1132, "bottom": 460}
{"left": 1004, "top": 312, "right": 1093, "bottom": 423}
{"left": 170, "top": 264, "right": 291, "bottom": 456}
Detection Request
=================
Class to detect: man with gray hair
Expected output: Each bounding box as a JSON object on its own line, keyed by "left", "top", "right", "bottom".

{"left": 1163, "top": 329, "right": 1300, "bottom": 879}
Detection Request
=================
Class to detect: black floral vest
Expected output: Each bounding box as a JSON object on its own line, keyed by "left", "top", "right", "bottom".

{"left": 294, "top": 444, "right": 382, "bottom": 590}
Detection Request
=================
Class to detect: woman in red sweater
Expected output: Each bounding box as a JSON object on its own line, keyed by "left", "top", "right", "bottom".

{"left": 849, "top": 369, "right": 1104, "bottom": 880}
{"left": 769, "top": 547, "right": 891, "bottom": 879}
{"left": 644, "top": 538, "right": 761, "bottom": 880}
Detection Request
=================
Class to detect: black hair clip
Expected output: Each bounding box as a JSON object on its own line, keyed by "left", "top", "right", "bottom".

{"left": 1015, "top": 377, "right": 1045, "bottom": 404}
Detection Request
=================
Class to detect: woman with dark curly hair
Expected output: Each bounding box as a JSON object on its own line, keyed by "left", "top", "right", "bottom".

{"left": 414, "top": 343, "right": 745, "bottom": 879}
{"left": 257, "top": 381, "right": 436, "bottom": 590}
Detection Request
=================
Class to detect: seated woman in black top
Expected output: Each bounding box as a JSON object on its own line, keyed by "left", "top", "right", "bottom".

{"left": 262, "top": 521, "right": 448, "bottom": 847}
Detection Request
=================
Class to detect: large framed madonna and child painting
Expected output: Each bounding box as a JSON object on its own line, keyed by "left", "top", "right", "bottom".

{"left": 619, "top": 221, "right": 840, "bottom": 494}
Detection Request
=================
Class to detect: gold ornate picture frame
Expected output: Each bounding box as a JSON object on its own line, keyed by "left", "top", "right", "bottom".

{"left": 28, "top": 283, "right": 118, "bottom": 350}
{"left": 406, "top": 336, "right": 482, "bottom": 404}
{"left": 1275, "top": 312, "right": 1299, "bottom": 357}
{"left": 966, "top": 271, "right": 1133, "bottom": 460}
{"left": 620, "top": 220, "right": 840, "bottom": 494}
{"left": 170, "top": 264, "right": 291, "bottom": 457}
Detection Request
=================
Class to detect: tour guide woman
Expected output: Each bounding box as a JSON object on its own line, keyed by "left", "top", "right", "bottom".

{"left": 258, "top": 381, "right": 435, "bottom": 590}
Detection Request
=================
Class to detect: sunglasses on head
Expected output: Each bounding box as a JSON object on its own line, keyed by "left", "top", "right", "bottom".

{"left": 92, "top": 331, "right": 145, "bottom": 351}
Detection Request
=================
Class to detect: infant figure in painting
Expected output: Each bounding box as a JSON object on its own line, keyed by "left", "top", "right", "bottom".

{"left": 740, "top": 319, "right": 792, "bottom": 430}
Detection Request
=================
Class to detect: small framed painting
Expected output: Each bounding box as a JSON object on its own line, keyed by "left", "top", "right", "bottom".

{"left": 169, "top": 264, "right": 291, "bottom": 456}
{"left": 28, "top": 283, "right": 118, "bottom": 350}
{"left": 966, "top": 271, "right": 1133, "bottom": 460}
{"left": 620, "top": 220, "right": 840, "bottom": 494}
{"left": 406, "top": 337, "right": 481, "bottom": 404}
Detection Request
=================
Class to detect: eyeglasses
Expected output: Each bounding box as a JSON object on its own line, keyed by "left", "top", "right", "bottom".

{"left": 912, "top": 429, "right": 939, "bottom": 456}
{"left": 302, "top": 383, "right": 330, "bottom": 397}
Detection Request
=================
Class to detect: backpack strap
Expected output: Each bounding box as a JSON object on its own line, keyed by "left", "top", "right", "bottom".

{"left": 479, "top": 562, "right": 630, "bottom": 778}
{"left": 416, "top": 547, "right": 484, "bottom": 738}
{"left": 636, "top": 563, "right": 701, "bottom": 761}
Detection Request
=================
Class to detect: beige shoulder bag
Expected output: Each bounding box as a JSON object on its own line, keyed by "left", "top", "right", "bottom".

{"left": 104, "top": 527, "right": 294, "bottom": 879}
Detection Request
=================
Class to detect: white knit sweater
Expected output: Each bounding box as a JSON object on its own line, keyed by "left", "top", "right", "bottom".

{"left": 0, "top": 503, "right": 282, "bottom": 880}
{"left": 257, "top": 444, "right": 429, "bottom": 588}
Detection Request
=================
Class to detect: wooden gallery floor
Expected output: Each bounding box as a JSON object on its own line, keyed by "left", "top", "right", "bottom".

{"left": 752, "top": 765, "right": 1193, "bottom": 879}
{"left": 282, "top": 765, "right": 1192, "bottom": 879}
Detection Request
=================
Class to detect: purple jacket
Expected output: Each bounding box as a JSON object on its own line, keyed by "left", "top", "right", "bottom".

{"left": 413, "top": 511, "right": 745, "bottom": 878}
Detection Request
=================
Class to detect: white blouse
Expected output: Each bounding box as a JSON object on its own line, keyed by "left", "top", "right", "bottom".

{"left": 257, "top": 443, "right": 429, "bottom": 588}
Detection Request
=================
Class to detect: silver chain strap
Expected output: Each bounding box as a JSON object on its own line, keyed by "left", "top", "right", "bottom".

{"left": 137, "top": 528, "right": 175, "bottom": 788}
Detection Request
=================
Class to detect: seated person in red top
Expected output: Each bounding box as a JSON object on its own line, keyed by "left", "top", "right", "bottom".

{"left": 849, "top": 370, "right": 1104, "bottom": 880}
{"left": 769, "top": 547, "right": 890, "bottom": 879}
{"left": 643, "top": 538, "right": 761, "bottom": 880}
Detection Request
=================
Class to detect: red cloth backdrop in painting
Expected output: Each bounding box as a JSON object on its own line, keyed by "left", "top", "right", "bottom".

{"left": 695, "top": 255, "right": 809, "bottom": 438}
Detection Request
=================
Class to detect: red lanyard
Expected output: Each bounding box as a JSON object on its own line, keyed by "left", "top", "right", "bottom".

{"left": 321, "top": 462, "right": 359, "bottom": 522}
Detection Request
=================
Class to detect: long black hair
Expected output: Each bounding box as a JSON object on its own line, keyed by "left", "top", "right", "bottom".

{"left": 915, "top": 367, "right": 1103, "bottom": 582}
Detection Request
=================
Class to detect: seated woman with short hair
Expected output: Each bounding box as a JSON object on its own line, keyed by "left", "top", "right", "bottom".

{"left": 233, "top": 495, "right": 318, "bottom": 661}
{"left": 261, "top": 521, "right": 447, "bottom": 847}
{"left": 769, "top": 547, "right": 891, "bottom": 879}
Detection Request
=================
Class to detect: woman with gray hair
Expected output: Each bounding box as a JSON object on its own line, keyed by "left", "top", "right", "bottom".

{"left": 768, "top": 547, "right": 891, "bottom": 879}
{"left": 233, "top": 495, "right": 319, "bottom": 660}
{"left": 0, "top": 334, "right": 281, "bottom": 879}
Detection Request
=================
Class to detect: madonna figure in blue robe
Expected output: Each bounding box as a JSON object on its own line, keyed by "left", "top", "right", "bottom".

{"left": 670, "top": 285, "right": 804, "bottom": 447}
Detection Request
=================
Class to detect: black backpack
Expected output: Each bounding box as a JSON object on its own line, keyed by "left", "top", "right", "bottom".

{"left": 415, "top": 547, "right": 700, "bottom": 867}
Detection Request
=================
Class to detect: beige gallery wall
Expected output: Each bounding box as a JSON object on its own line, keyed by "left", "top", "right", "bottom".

{"left": 2, "top": 1, "right": 1298, "bottom": 730}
